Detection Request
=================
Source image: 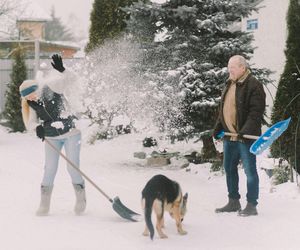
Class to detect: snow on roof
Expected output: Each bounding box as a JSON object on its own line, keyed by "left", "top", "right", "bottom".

{"left": 45, "top": 40, "right": 80, "bottom": 48}
{"left": 18, "top": 0, "right": 51, "bottom": 22}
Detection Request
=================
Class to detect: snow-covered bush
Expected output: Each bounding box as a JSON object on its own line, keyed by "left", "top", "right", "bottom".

{"left": 81, "top": 37, "right": 184, "bottom": 141}
{"left": 142, "top": 136, "right": 158, "bottom": 147}
{"left": 272, "top": 164, "right": 290, "bottom": 185}
{"left": 210, "top": 160, "right": 223, "bottom": 172}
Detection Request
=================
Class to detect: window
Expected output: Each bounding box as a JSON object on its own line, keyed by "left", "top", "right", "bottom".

{"left": 247, "top": 19, "right": 258, "bottom": 30}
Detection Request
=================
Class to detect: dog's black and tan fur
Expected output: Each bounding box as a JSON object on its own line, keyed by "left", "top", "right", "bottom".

{"left": 142, "top": 174, "right": 188, "bottom": 240}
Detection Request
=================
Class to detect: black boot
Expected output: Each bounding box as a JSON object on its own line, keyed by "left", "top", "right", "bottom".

{"left": 215, "top": 198, "right": 241, "bottom": 213}
{"left": 238, "top": 202, "right": 258, "bottom": 216}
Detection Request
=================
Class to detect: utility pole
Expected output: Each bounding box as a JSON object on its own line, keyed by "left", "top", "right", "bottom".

{"left": 34, "top": 39, "right": 40, "bottom": 77}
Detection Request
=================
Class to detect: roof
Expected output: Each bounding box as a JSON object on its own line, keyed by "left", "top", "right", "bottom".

{"left": 0, "top": 40, "right": 80, "bottom": 50}
{"left": 0, "top": 40, "right": 80, "bottom": 58}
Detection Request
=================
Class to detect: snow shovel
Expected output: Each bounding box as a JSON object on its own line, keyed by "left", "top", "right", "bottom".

{"left": 216, "top": 117, "right": 291, "bottom": 155}
{"left": 44, "top": 138, "right": 141, "bottom": 222}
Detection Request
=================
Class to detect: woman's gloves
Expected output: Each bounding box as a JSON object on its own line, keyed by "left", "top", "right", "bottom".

{"left": 51, "top": 54, "right": 65, "bottom": 73}
{"left": 36, "top": 125, "right": 45, "bottom": 141}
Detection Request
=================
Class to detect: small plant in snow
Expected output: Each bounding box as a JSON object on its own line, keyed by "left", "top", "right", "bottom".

{"left": 272, "top": 163, "right": 290, "bottom": 185}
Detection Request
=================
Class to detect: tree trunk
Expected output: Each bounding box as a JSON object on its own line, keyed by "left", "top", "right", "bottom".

{"left": 289, "top": 157, "right": 294, "bottom": 183}
{"left": 201, "top": 135, "right": 217, "bottom": 160}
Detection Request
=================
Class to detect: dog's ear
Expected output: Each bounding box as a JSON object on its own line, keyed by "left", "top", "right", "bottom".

{"left": 182, "top": 193, "right": 188, "bottom": 204}
{"left": 183, "top": 192, "right": 188, "bottom": 201}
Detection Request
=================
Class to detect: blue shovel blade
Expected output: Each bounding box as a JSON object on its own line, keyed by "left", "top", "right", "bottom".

{"left": 250, "top": 117, "right": 291, "bottom": 155}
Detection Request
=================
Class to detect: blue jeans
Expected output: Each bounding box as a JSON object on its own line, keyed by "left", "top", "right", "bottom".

{"left": 223, "top": 140, "right": 259, "bottom": 205}
{"left": 42, "top": 132, "right": 84, "bottom": 186}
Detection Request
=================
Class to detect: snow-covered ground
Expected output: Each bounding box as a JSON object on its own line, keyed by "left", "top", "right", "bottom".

{"left": 1, "top": 125, "right": 300, "bottom": 250}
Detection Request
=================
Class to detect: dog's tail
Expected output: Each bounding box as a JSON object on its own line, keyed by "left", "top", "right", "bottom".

{"left": 144, "top": 196, "right": 155, "bottom": 240}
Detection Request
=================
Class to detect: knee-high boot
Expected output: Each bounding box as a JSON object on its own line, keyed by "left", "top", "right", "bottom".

{"left": 36, "top": 185, "right": 53, "bottom": 216}
{"left": 73, "top": 183, "right": 86, "bottom": 215}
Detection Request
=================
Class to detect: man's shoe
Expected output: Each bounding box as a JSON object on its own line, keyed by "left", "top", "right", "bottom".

{"left": 215, "top": 198, "right": 241, "bottom": 213}
{"left": 238, "top": 202, "right": 258, "bottom": 216}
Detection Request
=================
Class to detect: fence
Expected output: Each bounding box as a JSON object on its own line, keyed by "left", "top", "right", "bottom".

{"left": 0, "top": 58, "right": 82, "bottom": 113}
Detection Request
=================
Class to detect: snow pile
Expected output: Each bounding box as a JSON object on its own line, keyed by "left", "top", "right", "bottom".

{"left": 1, "top": 125, "right": 300, "bottom": 249}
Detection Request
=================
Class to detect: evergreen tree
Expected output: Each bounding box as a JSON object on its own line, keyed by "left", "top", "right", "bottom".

{"left": 3, "top": 47, "right": 27, "bottom": 132}
{"left": 271, "top": 0, "right": 300, "bottom": 172}
{"left": 85, "top": 0, "right": 139, "bottom": 53}
{"left": 127, "top": 0, "right": 272, "bottom": 159}
{"left": 45, "top": 6, "right": 74, "bottom": 41}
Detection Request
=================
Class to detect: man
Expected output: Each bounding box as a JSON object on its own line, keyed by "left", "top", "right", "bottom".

{"left": 213, "top": 55, "right": 266, "bottom": 216}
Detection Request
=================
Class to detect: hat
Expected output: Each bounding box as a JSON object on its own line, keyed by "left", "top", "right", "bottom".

{"left": 19, "top": 80, "right": 38, "bottom": 97}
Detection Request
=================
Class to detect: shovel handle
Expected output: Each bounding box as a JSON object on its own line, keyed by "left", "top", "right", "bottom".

{"left": 45, "top": 138, "right": 113, "bottom": 203}
{"left": 223, "top": 132, "right": 259, "bottom": 140}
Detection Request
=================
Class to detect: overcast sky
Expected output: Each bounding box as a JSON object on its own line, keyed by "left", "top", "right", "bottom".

{"left": 31, "top": 0, "right": 93, "bottom": 36}
{"left": 29, "top": 0, "right": 165, "bottom": 38}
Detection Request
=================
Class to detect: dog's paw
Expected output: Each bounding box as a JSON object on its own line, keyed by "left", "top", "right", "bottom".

{"left": 159, "top": 233, "right": 168, "bottom": 239}
{"left": 142, "top": 231, "right": 150, "bottom": 237}
{"left": 179, "top": 230, "right": 187, "bottom": 235}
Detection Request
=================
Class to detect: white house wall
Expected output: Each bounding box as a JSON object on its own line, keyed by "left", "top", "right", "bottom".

{"left": 242, "top": 0, "right": 289, "bottom": 118}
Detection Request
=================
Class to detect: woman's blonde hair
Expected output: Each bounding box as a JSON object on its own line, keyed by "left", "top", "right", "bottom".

{"left": 21, "top": 98, "right": 30, "bottom": 129}
{"left": 19, "top": 79, "right": 38, "bottom": 129}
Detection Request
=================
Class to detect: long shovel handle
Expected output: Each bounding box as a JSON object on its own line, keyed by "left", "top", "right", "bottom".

{"left": 45, "top": 138, "right": 113, "bottom": 203}
{"left": 223, "top": 132, "right": 259, "bottom": 140}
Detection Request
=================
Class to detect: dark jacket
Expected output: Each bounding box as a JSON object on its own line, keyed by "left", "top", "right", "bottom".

{"left": 28, "top": 86, "right": 76, "bottom": 137}
{"left": 214, "top": 73, "right": 266, "bottom": 141}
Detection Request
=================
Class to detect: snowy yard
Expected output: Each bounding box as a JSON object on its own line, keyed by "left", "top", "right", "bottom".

{"left": 1, "top": 125, "right": 300, "bottom": 250}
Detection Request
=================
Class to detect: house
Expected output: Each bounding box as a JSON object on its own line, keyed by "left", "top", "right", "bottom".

{"left": 0, "top": 17, "right": 80, "bottom": 59}
{"left": 0, "top": 0, "right": 80, "bottom": 59}
{"left": 241, "top": 0, "right": 289, "bottom": 117}
{"left": 0, "top": 1, "right": 81, "bottom": 113}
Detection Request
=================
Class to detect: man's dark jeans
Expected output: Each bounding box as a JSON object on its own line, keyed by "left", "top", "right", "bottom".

{"left": 223, "top": 140, "right": 259, "bottom": 205}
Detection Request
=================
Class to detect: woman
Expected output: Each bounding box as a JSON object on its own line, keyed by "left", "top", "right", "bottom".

{"left": 19, "top": 54, "right": 86, "bottom": 216}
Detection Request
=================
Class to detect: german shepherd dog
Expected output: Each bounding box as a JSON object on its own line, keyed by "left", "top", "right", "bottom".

{"left": 142, "top": 174, "right": 188, "bottom": 240}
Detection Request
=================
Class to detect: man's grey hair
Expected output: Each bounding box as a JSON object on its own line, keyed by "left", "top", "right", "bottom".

{"left": 229, "top": 55, "right": 248, "bottom": 68}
